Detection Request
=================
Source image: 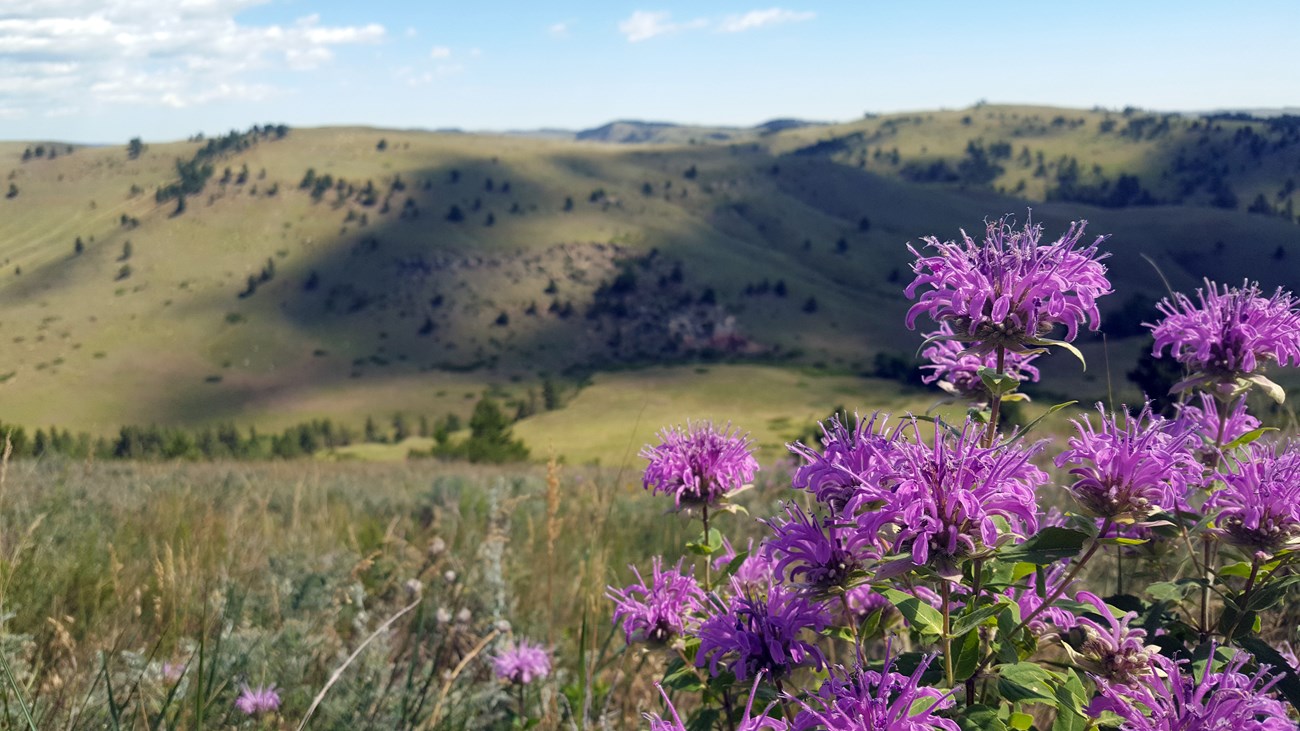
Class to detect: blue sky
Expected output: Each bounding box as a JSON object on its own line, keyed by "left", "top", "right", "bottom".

{"left": 1, "top": 1, "right": 1297, "bottom": 143}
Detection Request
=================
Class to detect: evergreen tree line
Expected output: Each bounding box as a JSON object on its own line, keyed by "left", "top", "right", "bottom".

{"left": 0, "top": 397, "right": 529, "bottom": 464}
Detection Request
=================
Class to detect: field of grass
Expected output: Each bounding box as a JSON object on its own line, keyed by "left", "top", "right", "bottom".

{"left": 0, "top": 456, "right": 791, "bottom": 728}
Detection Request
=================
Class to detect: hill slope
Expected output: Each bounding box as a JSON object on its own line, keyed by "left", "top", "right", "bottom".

{"left": 0, "top": 106, "right": 1297, "bottom": 440}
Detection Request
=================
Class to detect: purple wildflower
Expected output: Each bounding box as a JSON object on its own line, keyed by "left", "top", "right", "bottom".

{"left": 789, "top": 413, "right": 899, "bottom": 516}
{"left": 607, "top": 557, "right": 705, "bottom": 645}
{"left": 1008, "top": 562, "right": 1078, "bottom": 637}
{"left": 1090, "top": 650, "right": 1294, "bottom": 731}
{"left": 793, "top": 653, "right": 959, "bottom": 731}
{"left": 920, "top": 322, "right": 1041, "bottom": 399}
{"left": 642, "top": 421, "right": 759, "bottom": 508}
{"left": 1150, "top": 278, "right": 1300, "bottom": 392}
{"left": 1055, "top": 404, "right": 1202, "bottom": 522}
{"left": 905, "top": 216, "right": 1111, "bottom": 352}
{"left": 697, "top": 581, "right": 829, "bottom": 681}
{"left": 648, "top": 673, "right": 788, "bottom": 731}
{"left": 840, "top": 585, "right": 894, "bottom": 623}
{"left": 1064, "top": 592, "right": 1158, "bottom": 684}
{"left": 492, "top": 639, "right": 551, "bottom": 685}
{"left": 764, "top": 501, "right": 883, "bottom": 594}
{"left": 889, "top": 418, "right": 1046, "bottom": 576}
{"left": 1171, "top": 393, "right": 1261, "bottom": 459}
{"left": 234, "top": 684, "right": 281, "bottom": 716}
{"left": 1206, "top": 440, "right": 1300, "bottom": 555}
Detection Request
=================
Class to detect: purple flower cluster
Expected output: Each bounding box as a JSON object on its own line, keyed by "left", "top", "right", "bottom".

{"left": 920, "top": 322, "right": 1041, "bottom": 400}
{"left": 1171, "top": 393, "right": 1260, "bottom": 457}
{"left": 905, "top": 217, "right": 1111, "bottom": 352}
{"left": 608, "top": 557, "right": 705, "bottom": 645}
{"left": 1150, "top": 278, "right": 1300, "bottom": 389}
{"left": 696, "top": 582, "right": 829, "bottom": 681}
{"left": 1064, "top": 592, "right": 1158, "bottom": 684}
{"left": 641, "top": 421, "right": 759, "bottom": 508}
{"left": 234, "top": 684, "right": 281, "bottom": 716}
{"left": 648, "top": 674, "right": 788, "bottom": 731}
{"left": 789, "top": 413, "right": 898, "bottom": 516}
{"left": 1090, "top": 651, "right": 1294, "bottom": 731}
{"left": 889, "top": 420, "right": 1045, "bottom": 573}
{"left": 492, "top": 639, "right": 551, "bottom": 685}
{"left": 764, "top": 501, "right": 883, "bottom": 594}
{"left": 793, "top": 654, "right": 959, "bottom": 731}
{"left": 1206, "top": 440, "right": 1300, "bottom": 555}
{"left": 1055, "top": 405, "right": 1201, "bottom": 522}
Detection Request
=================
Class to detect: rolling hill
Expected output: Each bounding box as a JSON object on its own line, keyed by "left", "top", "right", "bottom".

{"left": 1, "top": 105, "right": 1297, "bottom": 455}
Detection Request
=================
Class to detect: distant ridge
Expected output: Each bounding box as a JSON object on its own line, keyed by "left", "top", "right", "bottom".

{"left": 575, "top": 118, "right": 824, "bottom": 144}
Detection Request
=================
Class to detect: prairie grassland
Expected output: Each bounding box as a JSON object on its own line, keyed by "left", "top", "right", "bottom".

{"left": 0, "top": 455, "right": 786, "bottom": 729}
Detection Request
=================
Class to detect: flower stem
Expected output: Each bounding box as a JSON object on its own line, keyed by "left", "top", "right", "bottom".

{"left": 702, "top": 503, "right": 712, "bottom": 592}
{"left": 984, "top": 346, "right": 1007, "bottom": 448}
{"left": 942, "top": 581, "right": 954, "bottom": 688}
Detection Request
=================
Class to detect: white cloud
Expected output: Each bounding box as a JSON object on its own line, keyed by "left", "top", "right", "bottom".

{"left": 429, "top": 45, "right": 451, "bottom": 59}
{"left": 619, "top": 11, "right": 678, "bottom": 42}
{"left": 0, "top": 0, "right": 385, "bottom": 113}
{"left": 619, "top": 8, "right": 805, "bottom": 42}
{"left": 547, "top": 20, "right": 570, "bottom": 38}
{"left": 718, "top": 8, "right": 815, "bottom": 33}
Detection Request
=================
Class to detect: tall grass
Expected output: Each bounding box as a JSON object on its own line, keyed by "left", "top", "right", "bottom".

{"left": 0, "top": 456, "right": 778, "bottom": 728}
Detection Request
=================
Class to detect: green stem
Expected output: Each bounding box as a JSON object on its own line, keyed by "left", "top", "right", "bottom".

{"left": 942, "top": 581, "right": 954, "bottom": 688}
{"left": 702, "top": 504, "right": 712, "bottom": 593}
{"left": 984, "top": 346, "right": 1007, "bottom": 448}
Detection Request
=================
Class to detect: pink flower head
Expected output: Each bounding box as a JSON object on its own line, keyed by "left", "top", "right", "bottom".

{"left": 920, "top": 322, "right": 1041, "bottom": 400}
{"left": 234, "top": 684, "right": 281, "bottom": 716}
{"left": 1170, "top": 393, "right": 1260, "bottom": 459}
{"left": 1150, "top": 278, "right": 1300, "bottom": 391}
{"left": 793, "top": 652, "right": 959, "bottom": 731}
{"left": 1207, "top": 440, "right": 1300, "bottom": 555}
{"left": 889, "top": 418, "right": 1046, "bottom": 575}
{"left": 1090, "top": 649, "right": 1293, "bottom": 731}
{"left": 905, "top": 216, "right": 1111, "bottom": 353}
{"left": 648, "top": 673, "right": 788, "bottom": 730}
{"left": 1056, "top": 404, "right": 1202, "bottom": 522}
{"left": 789, "top": 412, "right": 900, "bottom": 517}
{"left": 607, "top": 557, "right": 705, "bottom": 645}
{"left": 1066, "top": 592, "right": 1159, "bottom": 684}
{"left": 642, "top": 421, "right": 758, "bottom": 508}
{"left": 763, "top": 501, "right": 884, "bottom": 594}
{"left": 697, "top": 581, "right": 829, "bottom": 681}
{"left": 492, "top": 639, "right": 551, "bottom": 685}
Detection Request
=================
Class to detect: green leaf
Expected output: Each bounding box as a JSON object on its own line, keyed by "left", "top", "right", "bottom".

{"left": 978, "top": 366, "right": 1021, "bottom": 397}
{"left": 1246, "top": 374, "right": 1286, "bottom": 403}
{"left": 1145, "top": 581, "right": 1192, "bottom": 602}
{"left": 882, "top": 588, "right": 944, "bottom": 637}
{"left": 958, "top": 705, "right": 1009, "bottom": 731}
{"left": 952, "top": 598, "right": 1013, "bottom": 637}
{"left": 662, "top": 658, "right": 705, "bottom": 692}
{"left": 722, "top": 551, "right": 750, "bottom": 576}
{"left": 685, "top": 528, "right": 724, "bottom": 556}
{"left": 1000, "top": 527, "right": 1091, "bottom": 565}
{"left": 997, "top": 662, "right": 1059, "bottom": 704}
{"left": 1026, "top": 337, "right": 1087, "bottom": 371}
{"left": 1100, "top": 536, "right": 1148, "bottom": 546}
{"left": 1224, "top": 426, "right": 1278, "bottom": 451}
{"left": 998, "top": 400, "right": 1077, "bottom": 446}
{"left": 1009, "top": 712, "right": 1034, "bottom": 731}
{"left": 953, "top": 629, "right": 982, "bottom": 682}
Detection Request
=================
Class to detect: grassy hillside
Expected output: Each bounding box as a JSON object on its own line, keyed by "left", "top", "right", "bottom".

{"left": 1, "top": 106, "right": 1297, "bottom": 458}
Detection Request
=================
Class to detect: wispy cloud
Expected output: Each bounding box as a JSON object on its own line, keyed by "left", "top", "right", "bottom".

{"left": 618, "top": 10, "right": 706, "bottom": 43}
{"left": 619, "top": 8, "right": 811, "bottom": 42}
{"left": 430, "top": 45, "right": 452, "bottom": 59}
{"left": 0, "top": 0, "right": 385, "bottom": 117}
{"left": 718, "top": 8, "right": 815, "bottom": 33}
{"left": 548, "top": 20, "right": 572, "bottom": 38}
